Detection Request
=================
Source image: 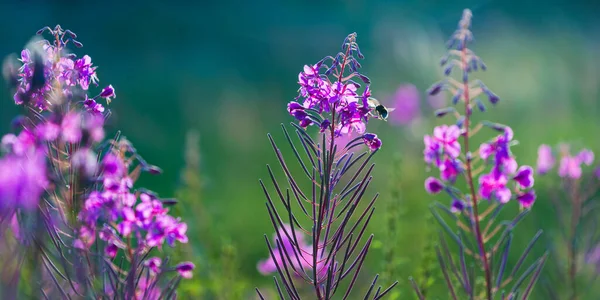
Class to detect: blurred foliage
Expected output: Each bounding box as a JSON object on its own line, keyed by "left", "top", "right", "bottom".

{"left": 0, "top": 1, "right": 599, "bottom": 298}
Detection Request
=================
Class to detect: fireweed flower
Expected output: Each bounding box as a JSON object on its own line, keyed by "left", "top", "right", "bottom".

{"left": 536, "top": 144, "right": 555, "bottom": 174}
{"left": 0, "top": 146, "right": 48, "bottom": 210}
{"left": 538, "top": 145, "right": 596, "bottom": 180}
{"left": 424, "top": 177, "right": 444, "bottom": 194}
{"left": 0, "top": 25, "right": 191, "bottom": 298}
{"left": 388, "top": 83, "right": 421, "bottom": 125}
{"left": 535, "top": 143, "right": 599, "bottom": 298}
{"left": 557, "top": 148, "right": 595, "bottom": 179}
{"left": 76, "top": 146, "right": 189, "bottom": 253}
{"left": 258, "top": 33, "right": 397, "bottom": 299}
{"left": 415, "top": 10, "right": 545, "bottom": 299}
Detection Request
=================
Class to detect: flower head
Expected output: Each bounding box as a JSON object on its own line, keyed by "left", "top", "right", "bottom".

{"left": 175, "top": 262, "right": 195, "bottom": 279}
{"left": 559, "top": 156, "right": 583, "bottom": 179}
{"left": 536, "top": 144, "right": 554, "bottom": 174}
{"left": 362, "top": 133, "right": 382, "bottom": 152}
{"left": 286, "top": 33, "right": 383, "bottom": 149}
{"left": 425, "top": 177, "right": 444, "bottom": 194}
{"left": 389, "top": 84, "right": 420, "bottom": 125}
{"left": 258, "top": 224, "right": 329, "bottom": 279}
{"left": 0, "top": 148, "right": 48, "bottom": 211}
{"left": 13, "top": 27, "right": 113, "bottom": 112}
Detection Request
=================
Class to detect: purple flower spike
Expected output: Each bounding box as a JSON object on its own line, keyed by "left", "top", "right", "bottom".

{"left": 513, "top": 166, "right": 534, "bottom": 188}
{"left": 176, "top": 262, "right": 195, "bottom": 279}
{"left": 536, "top": 144, "right": 554, "bottom": 174}
{"left": 578, "top": 149, "right": 594, "bottom": 166}
{"left": 425, "top": 177, "right": 444, "bottom": 194}
{"left": 451, "top": 199, "right": 465, "bottom": 213}
{"left": 595, "top": 167, "right": 600, "bottom": 179}
{"left": 517, "top": 190, "right": 536, "bottom": 208}
{"left": 362, "top": 133, "right": 382, "bottom": 151}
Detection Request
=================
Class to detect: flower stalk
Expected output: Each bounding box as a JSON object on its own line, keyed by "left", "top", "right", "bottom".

{"left": 459, "top": 28, "right": 493, "bottom": 299}
{"left": 256, "top": 32, "right": 396, "bottom": 299}
{"left": 418, "top": 9, "right": 545, "bottom": 299}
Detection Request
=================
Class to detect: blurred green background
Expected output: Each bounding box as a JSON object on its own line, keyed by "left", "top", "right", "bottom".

{"left": 1, "top": 0, "right": 599, "bottom": 298}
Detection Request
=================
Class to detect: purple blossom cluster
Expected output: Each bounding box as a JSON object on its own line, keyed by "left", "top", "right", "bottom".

{"left": 0, "top": 25, "right": 195, "bottom": 297}
{"left": 0, "top": 109, "right": 105, "bottom": 211}
{"left": 13, "top": 25, "right": 114, "bottom": 112}
{"left": 0, "top": 135, "right": 47, "bottom": 211}
{"left": 418, "top": 10, "right": 545, "bottom": 299}
{"left": 286, "top": 33, "right": 383, "bottom": 152}
{"left": 478, "top": 128, "right": 535, "bottom": 207}
{"left": 257, "top": 224, "right": 328, "bottom": 278}
{"left": 423, "top": 9, "right": 536, "bottom": 211}
{"left": 258, "top": 33, "right": 398, "bottom": 299}
{"left": 75, "top": 146, "right": 193, "bottom": 278}
{"left": 536, "top": 144, "right": 595, "bottom": 179}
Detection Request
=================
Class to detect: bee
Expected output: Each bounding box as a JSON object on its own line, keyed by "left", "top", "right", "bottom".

{"left": 367, "top": 97, "right": 395, "bottom": 121}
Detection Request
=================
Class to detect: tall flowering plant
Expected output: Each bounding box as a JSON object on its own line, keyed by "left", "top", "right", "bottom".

{"left": 534, "top": 144, "right": 600, "bottom": 299}
{"left": 256, "top": 33, "right": 397, "bottom": 299}
{"left": 0, "top": 25, "right": 193, "bottom": 298}
{"left": 413, "top": 10, "right": 547, "bottom": 299}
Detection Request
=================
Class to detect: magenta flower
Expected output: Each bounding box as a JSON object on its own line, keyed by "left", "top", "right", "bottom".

{"left": 388, "top": 84, "right": 421, "bottom": 125}
{"left": 257, "top": 223, "right": 330, "bottom": 280}
{"left": 424, "top": 135, "right": 442, "bottom": 166}
{"left": 73, "top": 55, "right": 98, "bottom": 90}
{"left": 433, "top": 125, "right": 461, "bottom": 158}
{"left": 83, "top": 97, "right": 105, "bottom": 114}
{"left": 577, "top": 149, "right": 594, "bottom": 166}
{"left": 425, "top": 177, "right": 444, "bottom": 194}
{"left": 175, "top": 262, "right": 195, "bottom": 279}
{"left": 559, "top": 156, "right": 583, "bottom": 179}
{"left": 61, "top": 112, "right": 82, "bottom": 143}
{"left": 144, "top": 257, "right": 162, "bottom": 274}
{"left": 513, "top": 166, "right": 534, "bottom": 188}
{"left": 440, "top": 158, "right": 461, "bottom": 181}
{"left": 362, "top": 133, "right": 382, "bottom": 151}
{"left": 35, "top": 121, "right": 60, "bottom": 141}
{"left": 0, "top": 149, "right": 49, "bottom": 210}
{"left": 77, "top": 153, "right": 189, "bottom": 253}
{"left": 13, "top": 28, "right": 113, "bottom": 112}
{"left": 451, "top": 199, "right": 465, "bottom": 212}
{"left": 536, "top": 144, "right": 554, "bottom": 174}
{"left": 423, "top": 124, "right": 461, "bottom": 171}
{"left": 102, "top": 153, "right": 124, "bottom": 177}
{"left": 100, "top": 85, "right": 116, "bottom": 102}
{"left": 516, "top": 190, "right": 536, "bottom": 208}
{"left": 258, "top": 224, "right": 311, "bottom": 275}
{"left": 479, "top": 171, "right": 511, "bottom": 203}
